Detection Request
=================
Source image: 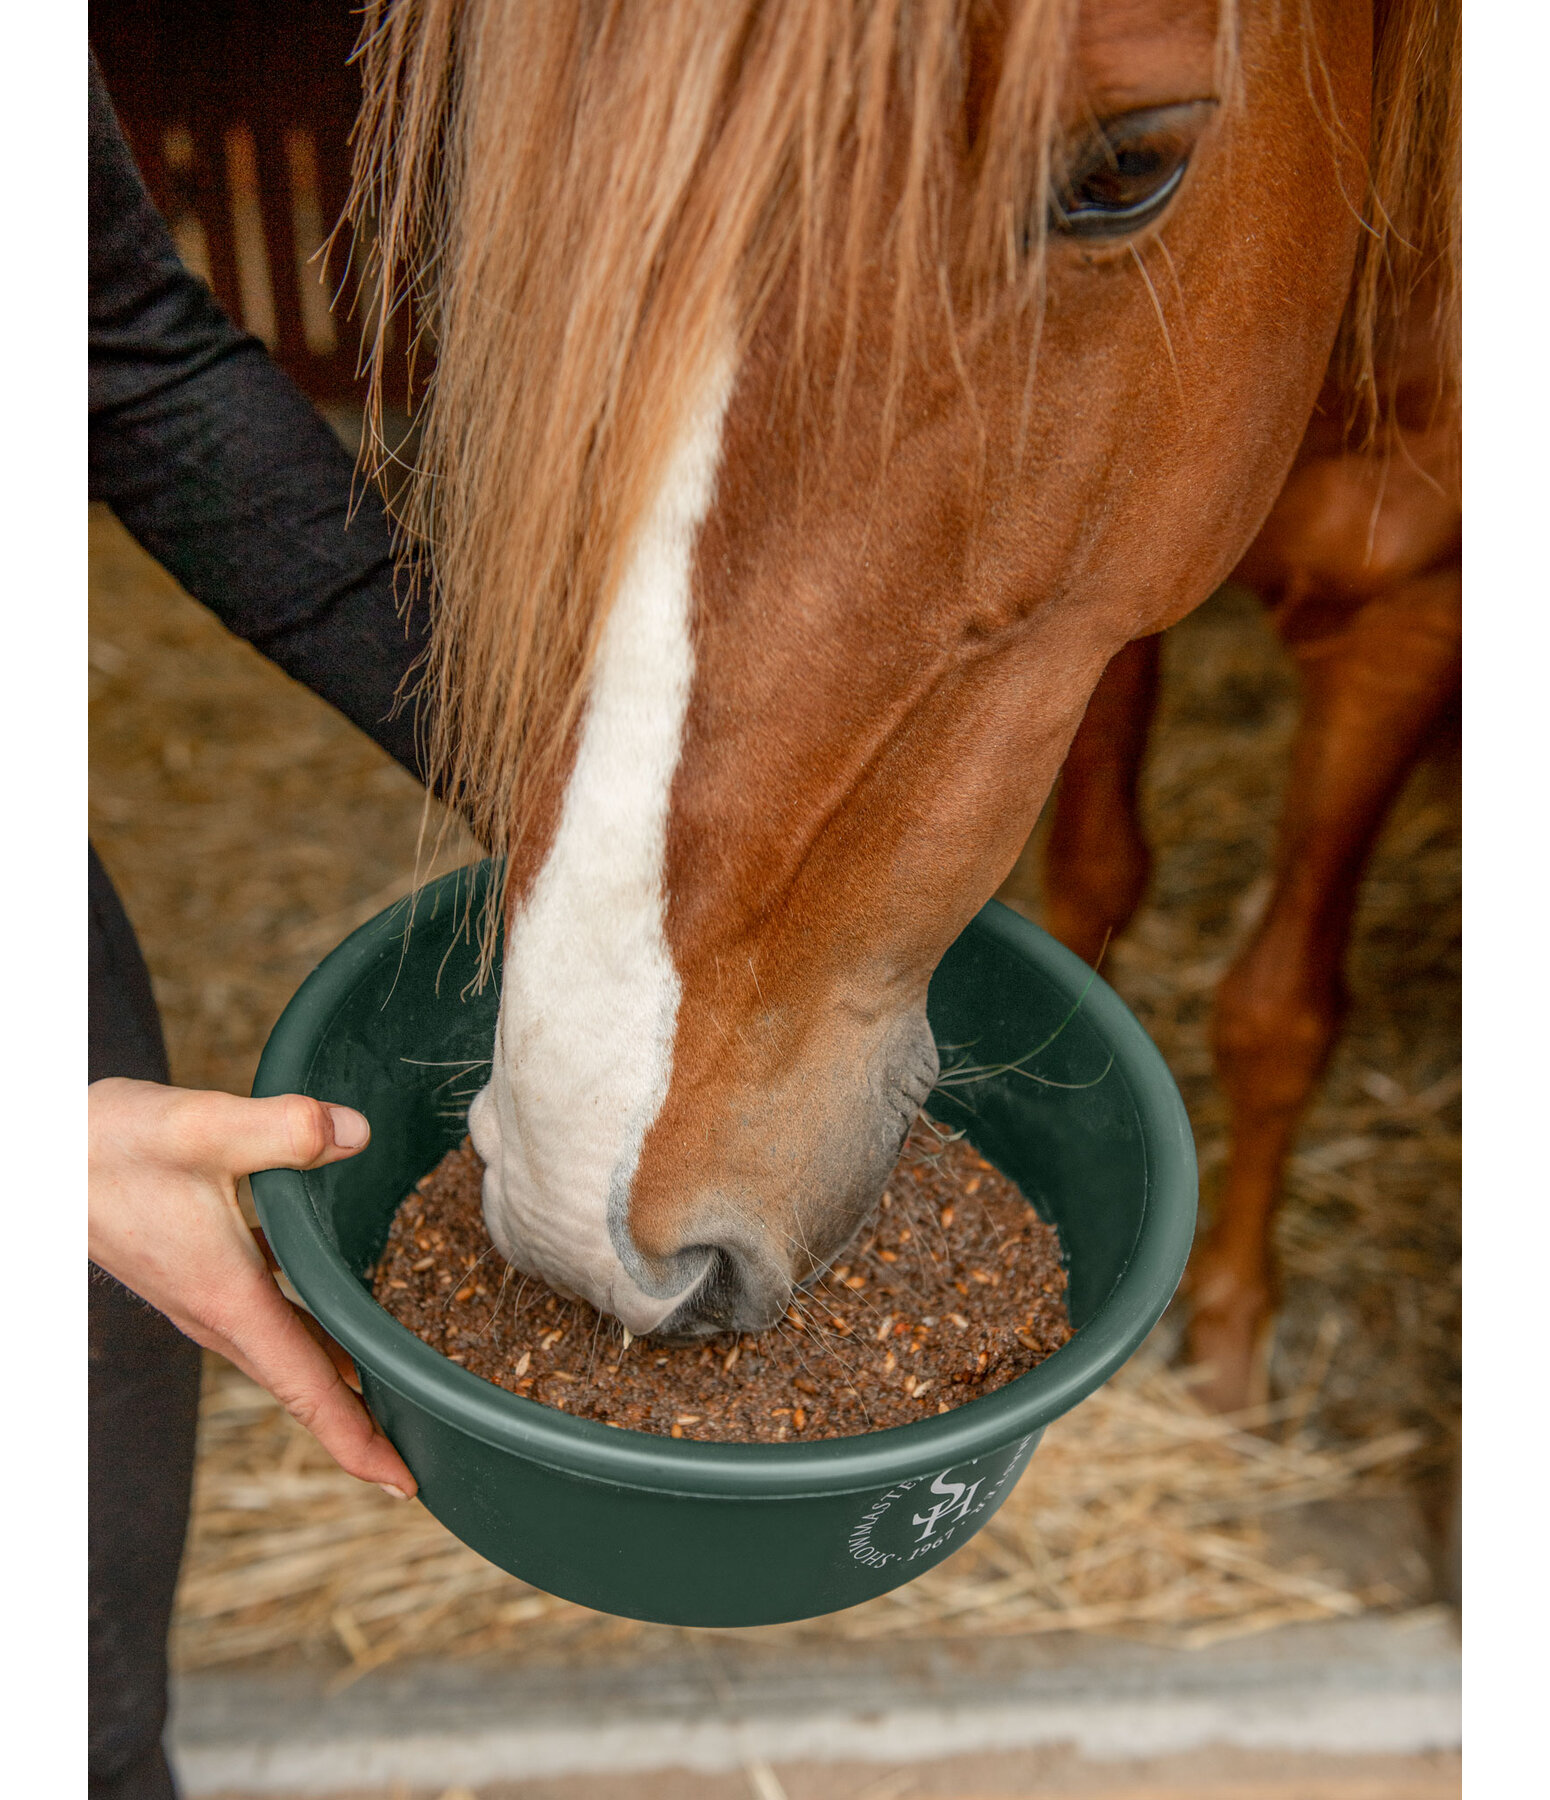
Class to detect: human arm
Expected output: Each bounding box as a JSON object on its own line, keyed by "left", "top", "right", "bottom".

{"left": 86, "top": 59, "right": 429, "bottom": 1496}
{"left": 87, "top": 54, "right": 429, "bottom": 779}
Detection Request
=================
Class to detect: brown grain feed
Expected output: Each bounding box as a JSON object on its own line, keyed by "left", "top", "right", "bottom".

{"left": 371, "top": 1122, "right": 1072, "bottom": 1442}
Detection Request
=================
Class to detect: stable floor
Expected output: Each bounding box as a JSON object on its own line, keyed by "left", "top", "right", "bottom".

{"left": 199, "top": 1745, "right": 1463, "bottom": 1800}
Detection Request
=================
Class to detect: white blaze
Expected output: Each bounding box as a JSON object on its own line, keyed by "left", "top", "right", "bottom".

{"left": 468, "top": 362, "right": 734, "bottom": 1335}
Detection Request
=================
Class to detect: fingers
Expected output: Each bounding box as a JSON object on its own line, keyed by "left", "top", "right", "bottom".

{"left": 87, "top": 1078, "right": 410, "bottom": 1496}
{"left": 290, "top": 1302, "right": 365, "bottom": 1394}
{"left": 159, "top": 1089, "right": 371, "bottom": 1178}
{"left": 252, "top": 1228, "right": 362, "bottom": 1390}
{"left": 212, "top": 1278, "right": 417, "bottom": 1496}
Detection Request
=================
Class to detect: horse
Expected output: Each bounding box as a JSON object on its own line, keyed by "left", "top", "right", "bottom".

{"left": 348, "top": 0, "right": 1459, "bottom": 1361}
{"left": 1038, "top": 310, "right": 1459, "bottom": 1412}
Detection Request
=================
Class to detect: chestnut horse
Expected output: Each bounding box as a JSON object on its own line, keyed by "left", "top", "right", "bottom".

{"left": 1041, "top": 306, "right": 1459, "bottom": 1410}
{"left": 350, "top": 1, "right": 1458, "bottom": 1356}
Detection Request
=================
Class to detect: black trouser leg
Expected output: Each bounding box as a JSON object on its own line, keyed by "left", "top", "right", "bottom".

{"left": 89, "top": 845, "right": 202, "bottom": 1800}
{"left": 89, "top": 1276, "right": 202, "bottom": 1800}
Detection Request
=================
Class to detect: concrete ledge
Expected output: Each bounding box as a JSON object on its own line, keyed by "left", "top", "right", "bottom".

{"left": 169, "top": 1611, "right": 1459, "bottom": 1797}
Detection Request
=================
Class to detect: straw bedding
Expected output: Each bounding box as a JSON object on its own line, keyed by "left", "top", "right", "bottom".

{"left": 172, "top": 1345, "right": 1424, "bottom": 1676}
{"left": 87, "top": 503, "right": 1457, "bottom": 1671}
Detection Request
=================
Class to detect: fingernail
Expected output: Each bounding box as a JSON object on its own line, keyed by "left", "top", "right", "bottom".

{"left": 327, "top": 1105, "right": 371, "bottom": 1150}
{"left": 379, "top": 1483, "right": 411, "bottom": 1501}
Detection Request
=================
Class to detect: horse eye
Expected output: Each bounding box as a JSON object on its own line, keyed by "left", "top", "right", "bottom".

{"left": 1049, "top": 102, "right": 1214, "bottom": 241}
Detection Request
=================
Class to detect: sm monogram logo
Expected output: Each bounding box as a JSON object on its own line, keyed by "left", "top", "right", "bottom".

{"left": 911, "top": 1470, "right": 984, "bottom": 1542}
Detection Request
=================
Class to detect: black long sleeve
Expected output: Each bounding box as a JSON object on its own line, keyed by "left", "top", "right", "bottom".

{"left": 88, "top": 56, "right": 429, "bottom": 780}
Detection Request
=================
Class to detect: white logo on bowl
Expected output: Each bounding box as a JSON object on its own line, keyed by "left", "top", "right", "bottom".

{"left": 911, "top": 1470, "right": 985, "bottom": 1541}
{"left": 846, "top": 1436, "right": 1036, "bottom": 1569}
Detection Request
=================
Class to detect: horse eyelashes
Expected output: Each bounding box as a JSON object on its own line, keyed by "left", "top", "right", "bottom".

{"left": 1046, "top": 100, "right": 1216, "bottom": 244}
{"left": 1050, "top": 157, "right": 1188, "bottom": 240}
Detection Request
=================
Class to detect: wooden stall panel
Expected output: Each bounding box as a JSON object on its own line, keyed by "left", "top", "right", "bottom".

{"left": 92, "top": 0, "right": 409, "bottom": 409}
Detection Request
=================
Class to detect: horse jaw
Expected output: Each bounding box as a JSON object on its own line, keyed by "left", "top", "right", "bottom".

{"left": 467, "top": 357, "right": 735, "bottom": 1338}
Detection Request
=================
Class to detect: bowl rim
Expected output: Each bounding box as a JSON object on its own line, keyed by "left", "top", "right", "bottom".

{"left": 253, "top": 863, "right": 1196, "bottom": 1501}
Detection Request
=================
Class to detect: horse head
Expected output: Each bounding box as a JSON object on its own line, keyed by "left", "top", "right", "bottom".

{"left": 356, "top": 0, "right": 1390, "bottom": 1336}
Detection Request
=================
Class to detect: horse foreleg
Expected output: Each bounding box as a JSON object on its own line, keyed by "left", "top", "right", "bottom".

{"left": 1188, "top": 568, "right": 1461, "bottom": 1411}
{"left": 1042, "top": 634, "right": 1163, "bottom": 966}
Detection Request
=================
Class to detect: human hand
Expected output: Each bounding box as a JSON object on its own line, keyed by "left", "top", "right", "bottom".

{"left": 88, "top": 1077, "right": 417, "bottom": 1499}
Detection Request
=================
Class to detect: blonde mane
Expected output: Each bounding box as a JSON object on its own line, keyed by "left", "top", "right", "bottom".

{"left": 349, "top": 0, "right": 1075, "bottom": 923}
{"left": 1337, "top": 0, "right": 1461, "bottom": 440}
{"left": 347, "top": 0, "right": 1459, "bottom": 938}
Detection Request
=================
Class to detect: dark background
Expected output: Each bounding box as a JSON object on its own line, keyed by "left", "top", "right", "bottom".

{"left": 93, "top": 0, "right": 404, "bottom": 409}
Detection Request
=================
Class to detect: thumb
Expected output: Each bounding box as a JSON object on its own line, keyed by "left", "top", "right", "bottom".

{"left": 172, "top": 1090, "right": 372, "bottom": 1179}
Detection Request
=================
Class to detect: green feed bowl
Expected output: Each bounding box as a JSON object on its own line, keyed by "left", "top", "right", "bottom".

{"left": 252, "top": 861, "right": 1196, "bottom": 1627}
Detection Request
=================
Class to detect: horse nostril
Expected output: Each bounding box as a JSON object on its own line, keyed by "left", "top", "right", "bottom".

{"left": 649, "top": 1243, "right": 789, "bottom": 1341}
{"left": 648, "top": 1250, "right": 734, "bottom": 1342}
